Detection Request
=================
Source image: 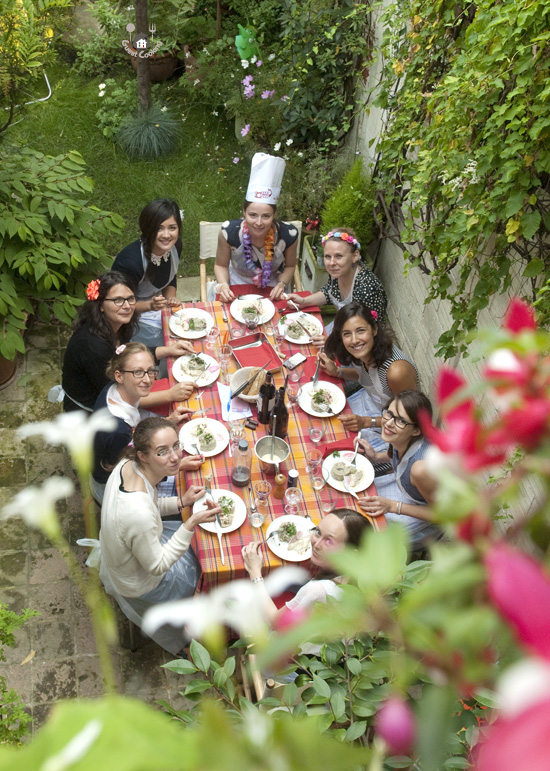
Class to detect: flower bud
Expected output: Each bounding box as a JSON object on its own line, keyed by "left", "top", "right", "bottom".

{"left": 375, "top": 696, "right": 415, "bottom": 755}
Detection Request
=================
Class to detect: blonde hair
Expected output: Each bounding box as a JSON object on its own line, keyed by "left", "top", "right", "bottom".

{"left": 105, "top": 342, "right": 153, "bottom": 380}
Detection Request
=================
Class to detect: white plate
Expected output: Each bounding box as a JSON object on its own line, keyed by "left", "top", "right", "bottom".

{"left": 322, "top": 451, "right": 374, "bottom": 494}
{"left": 172, "top": 353, "right": 220, "bottom": 386}
{"left": 280, "top": 312, "right": 324, "bottom": 344}
{"left": 298, "top": 381, "right": 346, "bottom": 417}
{"left": 193, "top": 489, "right": 247, "bottom": 533}
{"left": 265, "top": 515, "right": 313, "bottom": 562}
{"left": 179, "top": 418, "right": 229, "bottom": 457}
{"left": 169, "top": 308, "right": 214, "bottom": 339}
{"left": 230, "top": 296, "right": 275, "bottom": 324}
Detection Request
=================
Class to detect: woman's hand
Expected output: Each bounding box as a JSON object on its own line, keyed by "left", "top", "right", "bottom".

{"left": 269, "top": 281, "right": 286, "bottom": 301}
{"left": 338, "top": 413, "right": 366, "bottom": 432}
{"left": 217, "top": 283, "right": 235, "bottom": 303}
{"left": 179, "top": 454, "right": 204, "bottom": 472}
{"left": 242, "top": 541, "right": 264, "bottom": 579}
{"left": 166, "top": 340, "right": 195, "bottom": 358}
{"left": 168, "top": 405, "right": 193, "bottom": 425}
{"left": 150, "top": 294, "right": 167, "bottom": 311}
{"left": 168, "top": 382, "right": 194, "bottom": 402}
{"left": 357, "top": 495, "right": 393, "bottom": 517}
{"left": 185, "top": 495, "right": 221, "bottom": 529}
{"left": 310, "top": 333, "right": 326, "bottom": 349}
{"left": 318, "top": 350, "right": 338, "bottom": 376}
{"left": 355, "top": 437, "right": 378, "bottom": 462}
{"left": 285, "top": 292, "right": 306, "bottom": 308}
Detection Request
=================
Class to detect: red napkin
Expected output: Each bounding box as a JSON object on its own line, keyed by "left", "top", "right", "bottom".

{"left": 147, "top": 379, "right": 171, "bottom": 417}
{"left": 232, "top": 340, "right": 281, "bottom": 372}
{"left": 321, "top": 439, "right": 356, "bottom": 459}
{"left": 303, "top": 355, "right": 342, "bottom": 386}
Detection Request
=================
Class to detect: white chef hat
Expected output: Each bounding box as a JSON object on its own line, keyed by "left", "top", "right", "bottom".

{"left": 245, "top": 153, "right": 286, "bottom": 205}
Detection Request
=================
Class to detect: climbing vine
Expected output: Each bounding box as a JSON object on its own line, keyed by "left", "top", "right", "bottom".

{"left": 372, "top": 0, "right": 550, "bottom": 358}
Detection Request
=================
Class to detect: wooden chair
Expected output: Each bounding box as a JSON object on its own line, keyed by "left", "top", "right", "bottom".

{"left": 199, "top": 220, "right": 303, "bottom": 303}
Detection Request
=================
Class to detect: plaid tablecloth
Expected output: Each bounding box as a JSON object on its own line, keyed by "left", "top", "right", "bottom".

{"left": 162, "top": 298, "right": 383, "bottom": 591}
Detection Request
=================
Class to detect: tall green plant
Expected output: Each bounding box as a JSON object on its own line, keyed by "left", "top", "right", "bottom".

{"left": 320, "top": 159, "right": 376, "bottom": 253}
{"left": 372, "top": 0, "right": 550, "bottom": 358}
{"left": 0, "top": 147, "right": 125, "bottom": 359}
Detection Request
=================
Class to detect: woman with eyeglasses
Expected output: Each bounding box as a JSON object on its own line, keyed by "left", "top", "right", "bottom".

{"left": 99, "top": 416, "right": 221, "bottom": 655}
{"left": 61, "top": 271, "right": 194, "bottom": 413}
{"left": 241, "top": 509, "right": 371, "bottom": 624}
{"left": 91, "top": 343, "right": 203, "bottom": 503}
{"left": 356, "top": 390, "right": 442, "bottom": 546}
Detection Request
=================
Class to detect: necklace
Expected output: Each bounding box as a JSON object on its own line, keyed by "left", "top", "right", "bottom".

{"left": 242, "top": 222, "right": 275, "bottom": 288}
{"left": 150, "top": 249, "right": 171, "bottom": 267}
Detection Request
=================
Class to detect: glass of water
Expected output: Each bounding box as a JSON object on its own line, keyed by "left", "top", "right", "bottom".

{"left": 318, "top": 474, "right": 340, "bottom": 514}
{"left": 308, "top": 421, "right": 325, "bottom": 447}
{"left": 284, "top": 486, "right": 304, "bottom": 516}
{"left": 206, "top": 327, "right": 220, "bottom": 352}
{"left": 219, "top": 344, "right": 232, "bottom": 382}
{"left": 287, "top": 381, "right": 301, "bottom": 408}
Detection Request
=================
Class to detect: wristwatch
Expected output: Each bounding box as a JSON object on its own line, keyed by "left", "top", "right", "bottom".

{"left": 370, "top": 417, "right": 377, "bottom": 429}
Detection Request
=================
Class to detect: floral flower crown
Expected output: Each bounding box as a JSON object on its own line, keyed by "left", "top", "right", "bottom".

{"left": 321, "top": 231, "right": 361, "bottom": 250}
{"left": 86, "top": 279, "right": 101, "bottom": 301}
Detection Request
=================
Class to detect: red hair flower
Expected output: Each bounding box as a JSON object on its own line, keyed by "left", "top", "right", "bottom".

{"left": 86, "top": 279, "right": 101, "bottom": 301}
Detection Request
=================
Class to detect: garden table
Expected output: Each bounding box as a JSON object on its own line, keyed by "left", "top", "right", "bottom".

{"left": 162, "top": 294, "right": 382, "bottom": 592}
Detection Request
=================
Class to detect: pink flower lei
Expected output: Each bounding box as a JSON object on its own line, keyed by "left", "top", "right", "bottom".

{"left": 242, "top": 222, "right": 276, "bottom": 288}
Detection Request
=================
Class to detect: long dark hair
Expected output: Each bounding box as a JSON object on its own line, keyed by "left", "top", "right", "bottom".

{"left": 122, "top": 416, "right": 176, "bottom": 467}
{"left": 325, "top": 301, "right": 394, "bottom": 368}
{"left": 139, "top": 199, "right": 182, "bottom": 276}
{"left": 384, "top": 390, "right": 433, "bottom": 457}
{"left": 73, "top": 270, "right": 138, "bottom": 346}
{"left": 315, "top": 508, "right": 372, "bottom": 580}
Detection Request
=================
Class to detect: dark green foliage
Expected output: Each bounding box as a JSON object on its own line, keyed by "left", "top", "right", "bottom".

{"left": 320, "top": 159, "right": 376, "bottom": 253}
{"left": 116, "top": 105, "right": 181, "bottom": 160}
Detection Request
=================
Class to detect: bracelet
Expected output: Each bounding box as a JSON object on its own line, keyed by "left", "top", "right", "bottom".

{"left": 251, "top": 576, "right": 264, "bottom": 583}
{"left": 396, "top": 501, "right": 402, "bottom": 515}
{"left": 370, "top": 417, "right": 377, "bottom": 429}
{"left": 336, "top": 367, "right": 343, "bottom": 378}
{"left": 277, "top": 280, "right": 285, "bottom": 287}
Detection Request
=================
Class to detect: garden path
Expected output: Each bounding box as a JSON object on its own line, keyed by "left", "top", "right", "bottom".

{"left": 0, "top": 276, "right": 201, "bottom": 734}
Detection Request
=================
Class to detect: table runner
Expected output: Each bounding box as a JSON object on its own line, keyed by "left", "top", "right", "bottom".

{"left": 162, "top": 300, "right": 382, "bottom": 591}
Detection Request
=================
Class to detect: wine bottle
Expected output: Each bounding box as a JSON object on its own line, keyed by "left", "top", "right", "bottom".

{"left": 257, "top": 372, "right": 276, "bottom": 424}
{"left": 269, "top": 386, "right": 289, "bottom": 439}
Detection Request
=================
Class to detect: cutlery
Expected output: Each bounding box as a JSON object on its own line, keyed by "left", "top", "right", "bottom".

{"left": 287, "top": 298, "right": 302, "bottom": 313}
{"left": 311, "top": 357, "right": 321, "bottom": 387}
{"left": 192, "top": 442, "right": 203, "bottom": 458}
{"left": 204, "top": 476, "right": 224, "bottom": 565}
{"left": 230, "top": 360, "right": 271, "bottom": 401}
{"left": 289, "top": 316, "right": 313, "bottom": 342}
{"left": 343, "top": 478, "right": 360, "bottom": 500}
{"left": 350, "top": 439, "right": 359, "bottom": 467}
{"left": 221, "top": 304, "right": 229, "bottom": 324}
{"left": 231, "top": 340, "right": 263, "bottom": 350}
{"left": 188, "top": 408, "right": 208, "bottom": 417}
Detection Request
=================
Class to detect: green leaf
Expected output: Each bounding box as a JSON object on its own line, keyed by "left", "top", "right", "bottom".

{"left": 312, "top": 675, "right": 331, "bottom": 699}
{"left": 223, "top": 656, "right": 236, "bottom": 677}
{"left": 163, "top": 659, "right": 198, "bottom": 675}
{"left": 346, "top": 657, "right": 362, "bottom": 676}
{"left": 385, "top": 757, "right": 414, "bottom": 769}
{"left": 345, "top": 721, "right": 367, "bottom": 742}
{"left": 283, "top": 682, "right": 298, "bottom": 705}
{"left": 190, "top": 639, "right": 211, "bottom": 672}
{"left": 330, "top": 691, "right": 346, "bottom": 720}
{"left": 521, "top": 209, "right": 541, "bottom": 240}
{"left": 212, "top": 668, "right": 227, "bottom": 688}
{"left": 523, "top": 257, "right": 544, "bottom": 278}
{"left": 183, "top": 678, "right": 212, "bottom": 695}
{"left": 417, "top": 685, "right": 457, "bottom": 771}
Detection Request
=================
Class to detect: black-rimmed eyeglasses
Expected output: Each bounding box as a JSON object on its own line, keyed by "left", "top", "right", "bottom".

{"left": 382, "top": 410, "right": 415, "bottom": 429}
{"left": 120, "top": 368, "right": 159, "bottom": 379}
{"left": 103, "top": 296, "right": 137, "bottom": 307}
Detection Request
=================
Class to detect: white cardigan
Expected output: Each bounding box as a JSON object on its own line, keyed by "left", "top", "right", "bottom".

{"left": 99, "top": 459, "right": 193, "bottom": 598}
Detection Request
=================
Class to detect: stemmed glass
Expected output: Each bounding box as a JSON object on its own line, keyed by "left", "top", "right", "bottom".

{"left": 228, "top": 420, "right": 245, "bottom": 455}
{"left": 250, "top": 480, "right": 272, "bottom": 527}
{"left": 317, "top": 471, "right": 340, "bottom": 514}
{"left": 308, "top": 420, "right": 325, "bottom": 447}
{"left": 219, "top": 344, "right": 232, "bottom": 383}
{"left": 305, "top": 447, "right": 323, "bottom": 474}
{"left": 284, "top": 486, "right": 304, "bottom": 516}
{"left": 287, "top": 381, "right": 301, "bottom": 409}
{"left": 273, "top": 322, "right": 285, "bottom": 350}
{"left": 206, "top": 327, "right": 220, "bottom": 353}
{"left": 243, "top": 311, "right": 260, "bottom": 331}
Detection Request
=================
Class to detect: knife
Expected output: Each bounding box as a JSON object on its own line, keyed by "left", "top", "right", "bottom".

{"left": 291, "top": 316, "right": 313, "bottom": 342}
{"left": 204, "top": 476, "right": 224, "bottom": 565}
{"left": 311, "top": 357, "right": 321, "bottom": 387}
{"left": 230, "top": 360, "right": 271, "bottom": 400}
{"left": 231, "top": 340, "right": 263, "bottom": 350}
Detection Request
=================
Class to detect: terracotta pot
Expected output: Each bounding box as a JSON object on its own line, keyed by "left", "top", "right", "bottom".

{"left": 130, "top": 52, "right": 179, "bottom": 82}
{"left": 0, "top": 355, "right": 18, "bottom": 391}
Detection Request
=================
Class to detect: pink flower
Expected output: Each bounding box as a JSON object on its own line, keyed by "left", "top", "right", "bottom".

{"left": 240, "top": 124, "right": 250, "bottom": 136}
{"left": 489, "top": 396, "right": 550, "bottom": 449}
{"left": 474, "top": 697, "right": 550, "bottom": 771}
{"left": 375, "top": 697, "right": 415, "bottom": 755}
{"left": 261, "top": 89, "right": 275, "bottom": 99}
{"left": 244, "top": 84, "right": 255, "bottom": 98}
{"left": 484, "top": 542, "right": 550, "bottom": 660}
{"left": 273, "top": 605, "right": 308, "bottom": 632}
{"left": 256, "top": 60, "right": 262, "bottom": 66}
{"left": 242, "top": 75, "right": 253, "bottom": 85}
{"left": 233, "top": 157, "right": 240, "bottom": 164}
{"left": 503, "top": 297, "right": 536, "bottom": 333}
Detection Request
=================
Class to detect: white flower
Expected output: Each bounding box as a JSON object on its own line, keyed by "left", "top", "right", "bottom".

{"left": 497, "top": 658, "right": 550, "bottom": 719}
{"left": 143, "top": 567, "right": 308, "bottom": 640}
{"left": 99, "top": 92, "right": 105, "bottom": 98}
{"left": 297, "top": 151, "right": 303, "bottom": 157}
{"left": 286, "top": 138, "right": 293, "bottom": 146}
{"left": 98, "top": 83, "right": 106, "bottom": 89}
{"left": 161, "top": 106, "right": 167, "bottom": 112}
{"left": 18, "top": 409, "right": 116, "bottom": 477}
{"left": 268, "top": 53, "right": 276, "bottom": 61}
{"left": 273, "top": 142, "right": 281, "bottom": 152}
{"left": 41, "top": 720, "right": 103, "bottom": 771}
{"left": 2, "top": 477, "right": 74, "bottom": 538}
{"left": 250, "top": 55, "right": 257, "bottom": 64}
{"left": 193, "top": 78, "right": 200, "bottom": 86}
{"left": 241, "top": 59, "right": 249, "bottom": 69}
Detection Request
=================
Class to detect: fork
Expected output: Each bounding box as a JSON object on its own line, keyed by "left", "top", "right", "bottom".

{"left": 204, "top": 476, "right": 224, "bottom": 565}
{"left": 343, "top": 478, "right": 360, "bottom": 500}
{"left": 350, "top": 438, "right": 359, "bottom": 467}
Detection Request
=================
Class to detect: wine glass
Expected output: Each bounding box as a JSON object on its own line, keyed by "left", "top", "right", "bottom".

{"left": 228, "top": 421, "right": 245, "bottom": 454}
{"left": 243, "top": 311, "right": 260, "bottom": 331}
{"left": 305, "top": 447, "right": 323, "bottom": 474}
{"left": 309, "top": 467, "right": 326, "bottom": 491}
{"left": 273, "top": 322, "right": 285, "bottom": 349}
{"left": 287, "top": 381, "right": 301, "bottom": 409}
{"left": 219, "top": 344, "right": 232, "bottom": 382}
{"left": 206, "top": 327, "right": 220, "bottom": 353}
{"left": 308, "top": 421, "right": 325, "bottom": 447}
{"left": 284, "top": 486, "right": 304, "bottom": 516}
{"left": 317, "top": 472, "right": 340, "bottom": 514}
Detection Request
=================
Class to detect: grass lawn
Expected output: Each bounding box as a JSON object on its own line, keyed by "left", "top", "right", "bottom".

{"left": 7, "top": 62, "right": 250, "bottom": 276}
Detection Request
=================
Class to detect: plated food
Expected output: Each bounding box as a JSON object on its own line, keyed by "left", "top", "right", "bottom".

{"left": 192, "top": 489, "right": 247, "bottom": 533}
{"left": 230, "top": 295, "right": 275, "bottom": 324}
{"left": 172, "top": 353, "right": 220, "bottom": 386}
{"left": 322, "top": 451, "right": 374, "bottom": 494}
{"left": 179, "top": 418, "right": 230, "bottom": 458}
{"left": 169, "top": 308, "right": 214, "bottom": 339}
{"left": 280, "top": 312, "right": 323, "bottom": 344}
{"left": 298, "top": 381, "right": 346, "bottom": 417}
{"left": 265, "top": 515, "right": 313, "bottom": 562}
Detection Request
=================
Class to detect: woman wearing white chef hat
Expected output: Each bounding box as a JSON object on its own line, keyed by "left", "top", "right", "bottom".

{"left": 214, "top": 153, "right": 298, "bottom": 302}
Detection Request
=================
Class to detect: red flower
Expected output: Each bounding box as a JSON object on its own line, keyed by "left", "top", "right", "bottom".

{"left": 86, "top": 279, "right": 101, "bottom": 301}
{"left": 489, "top": 396, "right": 550, "bottom": 449}
{"left": 375, "top": 697, "right": 416, "bottom": 755}
{"left": 456, "top": 511, "right": 492, "bottom": 543}
{"left": 474, "top": 697, "right": 550, "bottom": 771}
{"left": 503, "top": 297, "right": 536, "bottom": 333}
{"left": 484, "top": 543, "right": 550, "bottom": 661}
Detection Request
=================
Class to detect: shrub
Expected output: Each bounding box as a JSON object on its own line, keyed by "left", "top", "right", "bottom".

{"left": 95, "top": 78, "right": 139, "bottom": 139}
{"left": 116, "top": 105, "right": 180, "bottom": 160}
{"left": 320, "top": 159, "right": 376, "bottom": 256}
